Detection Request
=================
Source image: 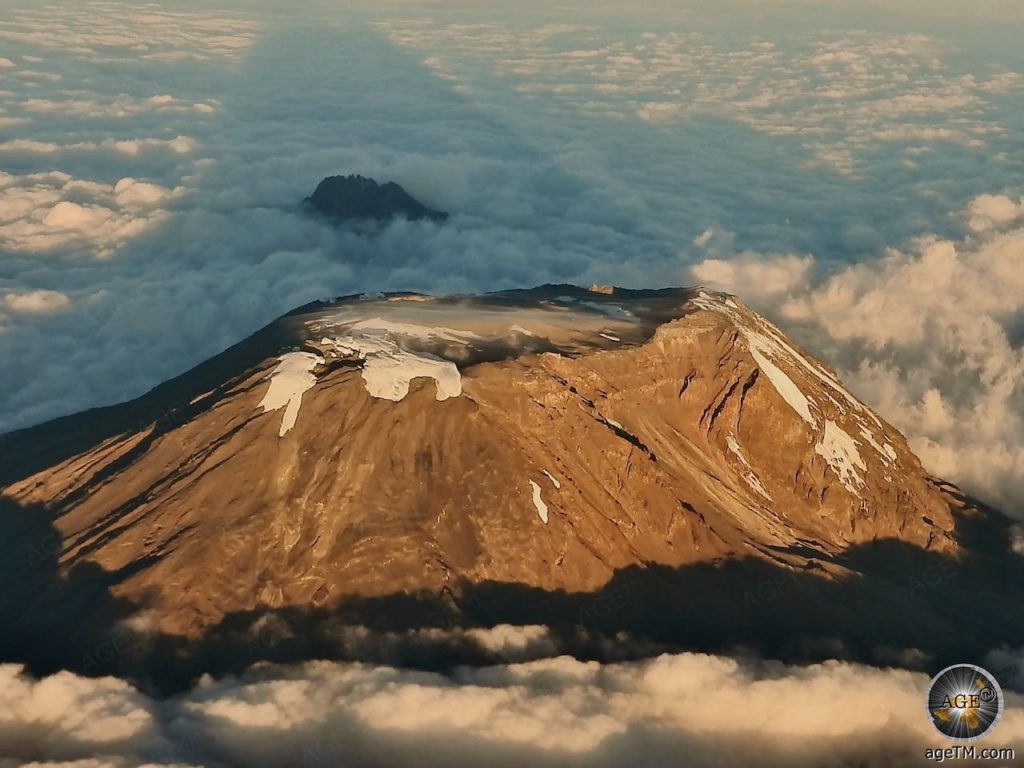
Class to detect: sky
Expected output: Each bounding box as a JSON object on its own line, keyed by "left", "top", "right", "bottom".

{"left": 1, "top": 2, "right": 1023, "bottom": 765}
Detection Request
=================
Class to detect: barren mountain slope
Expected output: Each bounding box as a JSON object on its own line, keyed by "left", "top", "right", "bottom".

{"left": 1, "top": 286, "right": 961, "bottom": 641}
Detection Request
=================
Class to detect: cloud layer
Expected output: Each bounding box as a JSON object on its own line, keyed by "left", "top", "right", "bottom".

{"left": 2, "top": 637, "right": 1023, "bottom": 768}
{"left": 379, "top": 21, "right": 1022, "bottom": 176}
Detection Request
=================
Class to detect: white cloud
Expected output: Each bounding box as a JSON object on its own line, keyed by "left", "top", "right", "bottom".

{"left": 2, "top": 290, "right": 71, "bottom": 315}
{"left": 1, "top": 650, "right": 1021, "bottom": 768}
{"left": 18, "top": 95, "right": 219, "bottom": 120}
{"left": 693, "top": 229, "right": 714, "bottom": 248}
{"left": 0, "top": 666, "right": 162, "bottom": 763}
{"left": 636, "top": 102, "right": 683, "bottom": 121}
{"left": 112, "top": 178, "right": 178, "bottom": 208}
{"left": 0, "top": 2, "right": 258, "bottom": 63}
{"left": 0, "top": 172, "right": 182, "bottom": 258}
{"left": 966, "top": 193, "right": 1024, "bottom": 232}
{"left": 0, "top": 136, "right": 198, "bottom": 156}
{"left": 691, "top": 253, "right": 813, "bottom": 298}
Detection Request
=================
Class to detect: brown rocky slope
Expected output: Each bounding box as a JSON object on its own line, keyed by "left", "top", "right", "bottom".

{"left": 1, "top": 286, "right": 1020, "bottom": 686}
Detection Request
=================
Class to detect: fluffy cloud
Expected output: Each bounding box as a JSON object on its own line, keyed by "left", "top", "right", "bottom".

{"left": 2, "top": 290, "right": 71, "bottom": 314}
{"left": 0, "top": 172, "right": 183, "bottom": 257}
{"left": 19, "top": 95, "right": 219, "bottom": 120}
{"left": 0, "top": 137, "right": 198, "bottom": 156}
{"left": 966, "top": 193, "right": 1024, "bottom": 232}
{"left": 691, "top": 194, "right": 1024, "bottom": 514}
{"left": 691, "top": 253, "right": 813, "bottom": 299}
{"left": 1, "top": 647, "right": 1021, "bottom": 768}
{"left": 0, "top": 2, "right": 258, "bottom": 63}
{"left": 0, "top": 666, "right": 162, "bottom": 764}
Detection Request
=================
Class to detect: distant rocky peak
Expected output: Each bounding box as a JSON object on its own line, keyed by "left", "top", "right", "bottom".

{"left": 304, "top": 174, "right": 449, "bottom": 223}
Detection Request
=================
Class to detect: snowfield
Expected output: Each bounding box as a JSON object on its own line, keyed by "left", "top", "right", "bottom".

{"left": 257, "top": 351, "right": 324, "bottom": 437}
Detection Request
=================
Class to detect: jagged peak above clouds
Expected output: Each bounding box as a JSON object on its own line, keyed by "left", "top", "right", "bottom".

{"left": 304, "top": 174, "right": 450, "bottom": 223}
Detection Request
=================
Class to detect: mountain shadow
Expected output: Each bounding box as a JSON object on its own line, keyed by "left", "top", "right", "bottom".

{"left": 3, "top": 488, "right": 1022, "bottom": 697}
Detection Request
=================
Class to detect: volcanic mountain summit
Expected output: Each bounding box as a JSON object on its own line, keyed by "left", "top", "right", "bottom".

{"left": 1, "top": 285, "right": 1021, "bottom": 686}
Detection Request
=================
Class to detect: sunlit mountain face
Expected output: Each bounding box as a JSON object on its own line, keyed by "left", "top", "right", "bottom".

{"left": 0, "top": 1, "right": 1022, "bottom": 766}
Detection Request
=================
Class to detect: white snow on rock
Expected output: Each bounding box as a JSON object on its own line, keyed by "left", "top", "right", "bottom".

{"left": 743, "top": 329, "right": 816, "bottom": 426}
{"left": 691, "top": 292, "right": 888, "bottom": 430}
{"left": 726, "top": 434, "right": 772, "bottom": 500}
{"left": 542, "top": 470, "right": 561, "bottom": 489}
{"left": 344, "top": 317, "right": 481, "bottom": 345}
{"left": 530, "top": 479, "right": 549, "bottom": 524}
{"left": 858, "top": 424, "right": 898, "bottom": 464}
{"left": 815, "top": 420, "right": 867, "bottom": 493}
{"left": 754, "top": 318, "right": 882, "bottom": 429}
{"left": 322, "top": 334, "right": 461, "bottom": 402}
{"left": 599, "top": 332, "right": 620, "bottom": 342}
{"left": 257, "top": 351, "right": 324, "bottom": 437}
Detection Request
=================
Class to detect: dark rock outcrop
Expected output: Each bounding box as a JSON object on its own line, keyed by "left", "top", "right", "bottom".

{"left": 304, "top": 174, "right": 448, "bottom": 222}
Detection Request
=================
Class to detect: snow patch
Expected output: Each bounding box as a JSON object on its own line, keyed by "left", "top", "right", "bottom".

{"left": 744, "top": 330, "right": 816, "bottom": 426}
{"left": 726, "top": 434, "right": 772, "bottom": 500}
{"left": 322, "top": 334, "right": 461, "bottom": 402}
{"left": 858, "top": 425, "right": 898, "bottom": 464}
{"left": 691, "top": 292, "right": 883, "bottom": 429}
{"left": 599, "top": 333, "right": 620, "bottom": 342}
{"left": 756, "top": 319, "right": 881, "bottom": 428}
{"left": 815, "top": 420, "right": 867, "bottom": 493}
{"left": 257, "top": 351, "right": 324, "bottom": 437}
{"left": 530, "top": 480, "right": 549, "bottom": 524}
{"left": 542, "top": 470, "right": 561, "bottom": 489}
{"left": 344, "top": 317, "right": 481, "bottom": 345}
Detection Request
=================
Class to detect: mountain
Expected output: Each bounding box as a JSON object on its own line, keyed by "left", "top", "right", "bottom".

{"left": 1, "top": 285, "right": 1021, "bottom": 688}
{"left": 304, "top": 174, "right": 449, "bottom": 222}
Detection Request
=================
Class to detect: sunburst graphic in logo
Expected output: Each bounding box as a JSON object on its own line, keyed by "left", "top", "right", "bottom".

{"left": 926, "top": 664, "right": 1003, "bottom": 742}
